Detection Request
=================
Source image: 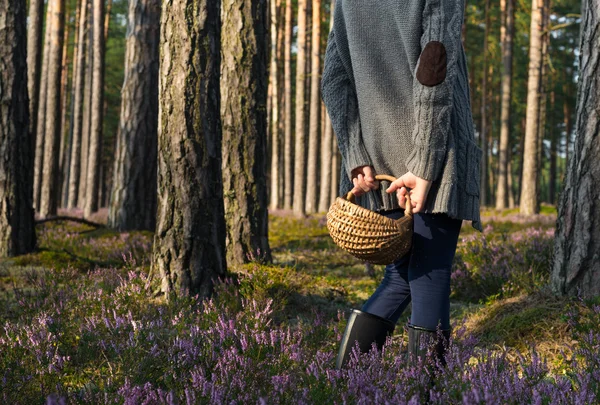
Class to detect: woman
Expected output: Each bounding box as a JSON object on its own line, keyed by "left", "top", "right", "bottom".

{"left": 321, "top": 0, "right": 483, "bottom": 369}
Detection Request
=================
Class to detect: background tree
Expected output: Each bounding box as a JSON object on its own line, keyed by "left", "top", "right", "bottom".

{"left": 39, "top": 0, "right": 66, "bottom": 218}
{"left": 84, "top": 0, "right": 106, "bottom": 218}
{"left": 152, "top": 0, "right": 226, "bottom": 297}
{"left": 520, "top": 0, "right": 546, "bottom": 215}
{"left": 305, "top": 0, "right": 321, "bottom": 213}
{"left": 552, "top": 0, "right": 599, "bottom": 297}
{"left": 479, "top": 0, "right": 490, "bottom": 206}
{"left": 27, "top": 0, "right": 44, "bottom": 145}
{"left": 496, "top": 0, "right": 515, "bottom": 209}
{"left": 283, "top": 0, "right": 293, "bottom": 210}
{"left": 292, "top": 0, "right": 308, "bottom": 216}
{"left": 0, "top": 0, "right": 36, "bottom": 256}
{"left": 269, "top": 0, "right": 281, "bottom": 211}
{"left": 68, "top": 0, "right": 89, "bottom": 209}
{"left": 221, "top": 0, "right": 272, "bottom": 265}
{"left": 108, "top": 0, "right": 160, "bottom": 231}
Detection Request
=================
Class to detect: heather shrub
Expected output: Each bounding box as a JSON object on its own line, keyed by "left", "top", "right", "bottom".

{"left": 451, "top": 225, "right": 555, "bottom": 302}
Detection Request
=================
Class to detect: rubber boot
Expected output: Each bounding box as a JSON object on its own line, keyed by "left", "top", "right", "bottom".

{"left": 406, "top": 323, "right": 451, "bottom": 367}
{"left": 335, "top": 309, "right": 396, "bottom": 369}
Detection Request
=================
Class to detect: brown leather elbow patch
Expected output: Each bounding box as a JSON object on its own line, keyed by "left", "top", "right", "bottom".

{"left": 416, "top": 41, "right": 447, "bottom": 87}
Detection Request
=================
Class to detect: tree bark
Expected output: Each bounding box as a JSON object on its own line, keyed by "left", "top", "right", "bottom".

{"left": 152, "top": 0, "right": 226, "bottom": 298}
{"left": 27, "top": 0, "right": 44, "bottom": 144}
{"left": 549, "top": 90, "right": 557, "bottom": 204}
{"left": 0, "top": 0, "right": 36, "bottom": 256}
{"left": 480, "top": 0, "right": 490, "bottom": 206}
{"left": 269, "top": 0, "right": 281, "bottom": 211}
{"left": 34, "top": 0, "right": 52, "bottom": 212}
{"left": 283, "top": 0, "right": 293, "bottom": 210}
{"left": 79, "top": 0, "right": 93, "bottom": 207}
{"left": 293, "top": 0, "right": 308, "bottom": 216}
{"left": 318, "top": 110, "right": 333, "bottom": 212}
{"left": 39, "top": 0, "right": 65, "bottom": 218}
{"left": 330, "top": 136, "right": 339, "bottom": 203}
{"left": 84, "top": 0, "right": 105, "bottom": 218}
{"left": 68, "top": 0, "right": 88, "bottom": 209}
{"left": 552, "top": 0, "right": 600, "bottom": 297}
{"left": 496, "top": 0, "right": 514, "bottom": 209}
{"left": 520, "top": 0, "right": 545, "bottom": 215}
{"left": 305, "top": 0, "right": 321, "bottom": 213}
{"left": 59, "top": 18, "right": 70, "bottom": 208}
{"left": 107, "top": 0, "right": 160, "bottom": 231}
{"left": 221, "top": 0, "right": 272, "bottom": 265}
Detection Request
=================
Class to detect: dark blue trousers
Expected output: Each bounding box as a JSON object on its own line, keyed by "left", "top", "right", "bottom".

{"left": 361, "top": 210, "right": 462, "bottom": 331}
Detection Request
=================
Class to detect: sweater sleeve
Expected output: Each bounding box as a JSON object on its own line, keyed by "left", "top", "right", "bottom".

{"left": 321, "top": 29, "right": 372, "bottom": 179}
{"left": 405, "top": 0, "right": 465, "bottom": 182}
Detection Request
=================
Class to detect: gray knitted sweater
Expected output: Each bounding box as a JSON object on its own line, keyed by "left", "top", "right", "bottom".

{"left": 321, "top": 0, "right": 483, "bottom": 232}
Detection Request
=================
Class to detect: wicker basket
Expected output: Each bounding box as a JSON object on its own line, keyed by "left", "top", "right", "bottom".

{"left": 326, "top": 174, "right": 414, "bottom": 265}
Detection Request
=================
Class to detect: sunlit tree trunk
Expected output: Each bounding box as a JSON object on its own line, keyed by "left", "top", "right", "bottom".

{"left": 283, "top": 0, "right": 293, "bottom": 210}
{"left": 221, "top": 0, "right": 272, "bottom": 265}
{"left": 152, "top": 0, "right": 226, "bottom": 298}
{"left": 549, "top": 90, "right": 557, "bottom": 204}
{"left": 293, "top": 0, "right": 308, "bottom": 216}
{"left": 479, "top": 0, "right": 490, "bottom": 206}
{"left": 269, "top": 0, "right": 281, "bottom": 211}
{"left": 84, "top": 0, "right": 105, "bottom": 218}
{"left": 68, "top": 0, "right": 88, "bottom": 209}
{"left": 496, "top": 0, "right": 514, "bottom": 209}
{"left": 79, "top": 0, "right": 93, "bottom": 208}
{"left": 108, "top": 0, "right": 160, "bottom": 231}
{"left": 58, "top": 19, "right": 70, "bottom": 208}
{"left": 520, "top": 0, "right": 545, "bottom": 215}
{"left": 0, "top": 0, "right": 36, "bottom": 256}
{"left": 34, "top": 0, "right": 52, "bottom": 212}
{"left": 27, "top": 0, "right": 44, "bottom": 145}
{"left": 306, "top": 0, "right": 321, "bottom": 213}
{"left": 552, "top": 0, "right": 600, "bottom": 297}
{"left": 39, "top": 0, "right": 65, "bottom": 218}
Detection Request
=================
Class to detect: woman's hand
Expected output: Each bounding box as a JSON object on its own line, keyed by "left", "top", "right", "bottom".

{"left": 386, "top": 172, "right": 432, "bottom": 214}
{"left": 350, "top": 166, "right": 379, "bottom": 196}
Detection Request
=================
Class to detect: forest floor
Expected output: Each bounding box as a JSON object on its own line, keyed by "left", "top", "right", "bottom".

{"left": 1, "top": 206, "right": 599, "bottom": 403}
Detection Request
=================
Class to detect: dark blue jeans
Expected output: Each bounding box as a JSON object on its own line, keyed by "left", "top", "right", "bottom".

{"left": 361, "top": 209, "right": 462, "bottom": 331}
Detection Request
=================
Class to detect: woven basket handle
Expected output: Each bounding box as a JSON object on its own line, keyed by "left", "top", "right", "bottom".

{"left": 344, "top": 174, "right": 413, "bottom": 217}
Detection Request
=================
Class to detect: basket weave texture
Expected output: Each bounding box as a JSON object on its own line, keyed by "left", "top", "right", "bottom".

{"left": 326, "top": 175, "right": 413, "bottom": 265}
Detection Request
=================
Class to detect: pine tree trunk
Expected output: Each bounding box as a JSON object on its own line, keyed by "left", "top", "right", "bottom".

{"left": 152, "top": 0, "right": 226, "bottom": 298}
{"left": 39, "top": 0, "right": 65, "bottom": 218}
{"left": 520, "top": 0, "right": 545, "bottom": 215}
{"left": 68, "top": 0, "right": 88, "bottom": 209}
{"left": 58, "top": 19, "right": 70, "bottom": 208}
{"left": 552, "top": 0, "right": 600, "bottom": 297}
{"left": 107, "top": 0, "right": 160, "bottom": 231}
{"left": 79, "top": 0, "right": 93, "bottom": 208}
{"left": 283, "top": 0, "right": 293, "bottom": 210}
{"left": 293, "top": 0, "right": 308, "bottom": 216}
{"left": 507, "top": 155, "right": 515, "bottom": 208}
{"left": 563, "top": 80, "right": 571, "bottom": 174}
{"left": 537, "top": 0, "right": 550, "bottom": 205}
{"left": 276, "top": 0, "right": 285, "bottom": 207}
{"left": 34, "top": 0, "right": 52, "bottom": 212}
{"left": 221, "top": 0, "right": 272, "bottom": 265}
{"left": 27, "top": 0, "right": 44, "bottom": 143}
{"left": 549, "top": 90, "right": 557, "bottom": 204}
{"left": 330, "top": 137, "right": 339, "bottom": 202}
{"left": 0, "top": 0, "right": 36, "bottom": 256}
{"left": 269, "top": 0, "right": 281, "bottom": 211}
{"left": 318, "top": 110, "right": 333, "bottom": 212}
{"left": 305, "top": 0, "right": 321, "bottom": 213}
{"left": 496, "top": 0, "right": 514, "bottom": 209}
{"left": 480, "top": 0, "right": 490, "bottom": 206}
{"left": 84, "top": 0, "right": 105, "bottom": 218}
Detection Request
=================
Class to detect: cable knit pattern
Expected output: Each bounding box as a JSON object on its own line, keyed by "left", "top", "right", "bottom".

{"left": 321, "top": 0, "right": 483, "bottom": 232}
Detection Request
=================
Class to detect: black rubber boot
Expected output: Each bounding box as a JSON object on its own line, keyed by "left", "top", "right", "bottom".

{"left": 335, "top": 309, "right": 396, "bottom": 369}
{"left": 406, "top": 323, "right": 451, "bottom": 367}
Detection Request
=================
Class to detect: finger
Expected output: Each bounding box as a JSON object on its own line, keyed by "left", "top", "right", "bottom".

{"left": 386, "top": 178, "right": 405, "bottom": 193}
{"left": 396, "top": 189, "right": 406, "bottom": 209}
{"left": 363, "top": 166, "right": 375, "bottom": 182}
{"left": 357, "top": 174, "right": 371, "bottom": 193}
{"left": 352, "top": 178, "right": 364, "bottom": 196}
